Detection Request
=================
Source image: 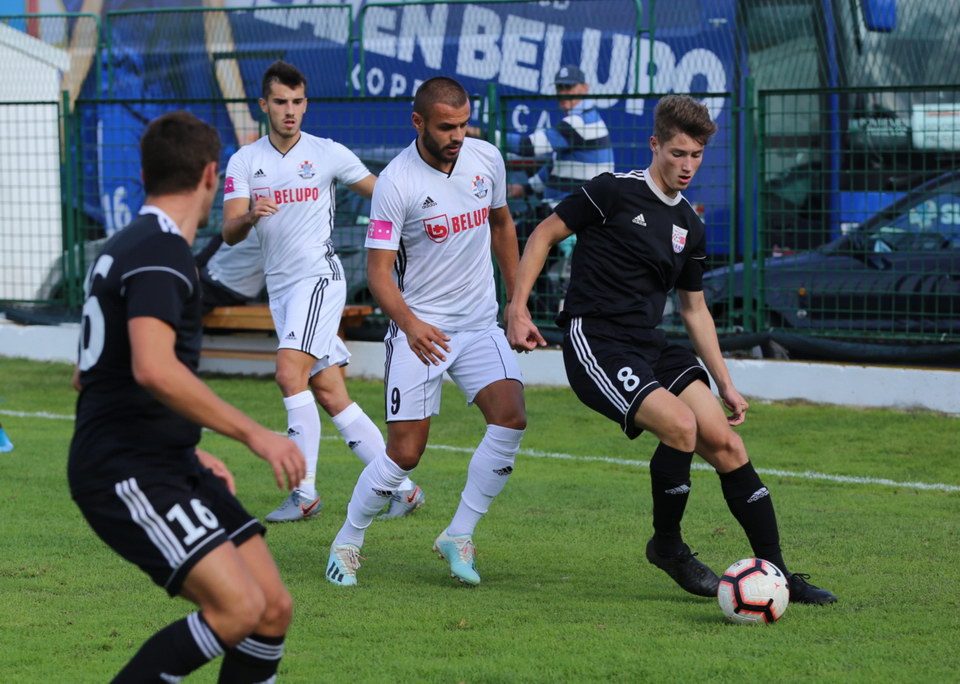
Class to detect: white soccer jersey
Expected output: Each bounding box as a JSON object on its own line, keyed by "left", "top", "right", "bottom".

{"left": 224, "top": 132, "right": 370, "bottom": 296}
{"left": 365, "top": 137, "right": 507, "bottom": 331}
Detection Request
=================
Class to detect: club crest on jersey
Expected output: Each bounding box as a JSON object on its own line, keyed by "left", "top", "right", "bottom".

{"left": 224, "top": 176, "right": 235, "bottom": 193}
{"left": 298, "top": 160, "right": 315, "bottom": 179}
{"left": 423, "top": 214, "right": 450, "bottom": 243}
{"left": 472, "top": 174, "right": 488, "bottom": 199}
{"left": 672, "top": 224, "right": 688, "bottom": 253}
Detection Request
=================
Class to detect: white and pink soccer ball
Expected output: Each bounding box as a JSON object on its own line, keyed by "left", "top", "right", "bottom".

{"left": 717, "top": 558, "right": 789, "bottom": 624}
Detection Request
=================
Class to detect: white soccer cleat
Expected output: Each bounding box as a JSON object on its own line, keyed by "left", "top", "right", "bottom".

{"left": 326, "top": 543, "right": 363, "bottom": 586}
{"left": 377, "top": 484, "right": 425, "bottom": 520}
{"left": 264, "top": 489, "right": 322, "bottom": 523}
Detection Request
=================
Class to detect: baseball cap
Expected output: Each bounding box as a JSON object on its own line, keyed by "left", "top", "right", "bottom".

{"left": 554, "top": 65, "right": 586, "bottom": 86}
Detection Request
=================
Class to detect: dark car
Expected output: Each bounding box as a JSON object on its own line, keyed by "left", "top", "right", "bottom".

{"left": 693, "top": 172, "right": 960, "bottom": 340}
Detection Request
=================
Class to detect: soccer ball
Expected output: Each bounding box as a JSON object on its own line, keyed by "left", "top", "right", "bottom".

{"left": 717, "top": 558, "right": 789, "bottom": 624}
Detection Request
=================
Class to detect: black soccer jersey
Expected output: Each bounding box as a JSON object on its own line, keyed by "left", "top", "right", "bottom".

{"left": 554, "top": 169, "right": 706, "bottom": 328}
{"left": 69, "top": 207, "right": 205, "bottom": 496}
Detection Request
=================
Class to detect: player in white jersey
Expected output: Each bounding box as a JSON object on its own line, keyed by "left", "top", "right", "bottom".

{"left": 326, "top": 77, "right": 527, "bottom": 587}
{"left": 223, "top": 61, "right": 422, "bottom": 523}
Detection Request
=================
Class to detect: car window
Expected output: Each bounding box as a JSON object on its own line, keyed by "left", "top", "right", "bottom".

{"left": 867, "top": 182, "right": 960, "bottom": 251}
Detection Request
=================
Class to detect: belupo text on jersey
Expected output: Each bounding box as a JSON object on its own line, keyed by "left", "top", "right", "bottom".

{"left": 423, "top": 206, "right": 490, "bottom": 243}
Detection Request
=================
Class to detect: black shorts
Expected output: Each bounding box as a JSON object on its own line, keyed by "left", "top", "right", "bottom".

{"left": 562, "top": 317, "right": 709, "bottom": 439}
{"left": 73, "top": 466, "right": 265, "bottom": 596}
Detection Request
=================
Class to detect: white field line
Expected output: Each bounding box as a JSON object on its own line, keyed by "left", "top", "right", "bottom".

{"left": 5, "top": 409, "right": 958, "bottom": 493}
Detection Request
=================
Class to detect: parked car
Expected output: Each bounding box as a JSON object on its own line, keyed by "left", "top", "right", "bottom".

{"left": 685, "top": 172, "right": 960, "bottom": 340}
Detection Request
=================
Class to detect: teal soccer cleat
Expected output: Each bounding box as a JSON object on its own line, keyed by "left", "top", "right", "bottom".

{"left": 326, "top": 543, "right": 363, "bottom": 586}
{"left": 432, "top": 531, "right": 480, "bottom": 586}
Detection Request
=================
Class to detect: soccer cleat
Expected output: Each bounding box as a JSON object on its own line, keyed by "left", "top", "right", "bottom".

{"left": 645, "top": 538, "right": 720, "bottom": 597}
{"left": 0, "top": 426, "right": 12, "bottom": 453}
{"left": 432, "top": 531, "right": 480, "bottom": 586}
{"left": 787, "top": 573, "right": 837, "bottom": 604}
{"left": 264, "top": 489, "right": 322, "bottom": 523}
{"left": 377, "top": 484, "right": 425, "bottom": 520}
{"left": 326, "top": 543, "right": 363, "bottom": 586}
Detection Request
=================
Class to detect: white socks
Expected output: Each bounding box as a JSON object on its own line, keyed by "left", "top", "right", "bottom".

{"left": 334, "top": 454, "right": 412, "bottom": 548}
{"left": 331, "top": 403, "right": 414, "bottom": 490}
{"left": 283, "top": 391, "right": 319, "bottom": 497}
{"left": 447, "top": 424, "right": 524, "bottom": 537}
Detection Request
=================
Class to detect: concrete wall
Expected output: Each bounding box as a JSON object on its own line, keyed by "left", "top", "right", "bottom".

{"left": 2, "top": 317, "right": 956, "bottom": 415}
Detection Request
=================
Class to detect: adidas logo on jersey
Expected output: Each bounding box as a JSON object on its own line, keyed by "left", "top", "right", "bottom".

{"left": 253, "top": 168, "right": 266, "bottom": 178}
{"left": 632, "top": 214, "right": 647, "bottom": 226}
{"left": 421, "top": 196, "right": 438, "bottom": 209}
{"left": 285, "top": 331, "right": 297, "bottom": 340}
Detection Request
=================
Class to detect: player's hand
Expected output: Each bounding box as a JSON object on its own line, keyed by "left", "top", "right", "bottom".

{"left": 195, "top": 448, "right": 237, "bottom": 494}
{"left": 404, "top": 319, "right": 451, "bottom": 366}
{"left": 719, "top": 386, "right": 749, "bottom": 426}
{"left": 248, "top": 428, "right": 306, "bottom": 490}
{"left": 506, "top": 303, "right": 547, "bottom": 352}
{"left": 249, "top": 195, "right": 279, "bottom": 225}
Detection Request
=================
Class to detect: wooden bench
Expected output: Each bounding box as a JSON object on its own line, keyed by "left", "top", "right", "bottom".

{"left": 202, "top": 304, "right": 373, "bottom": 338}
{"left": 200, "top": 304, "right": 374, "bottom": 373}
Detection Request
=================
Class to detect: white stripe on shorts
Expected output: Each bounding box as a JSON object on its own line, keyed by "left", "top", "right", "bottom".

{"left": 569, "top": 317, "right": 629, "bottom": 414}
{"left": 115, "top": 478, "right": 186, "bottom": 568}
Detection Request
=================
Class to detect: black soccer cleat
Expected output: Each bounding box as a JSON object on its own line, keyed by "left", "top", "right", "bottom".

{"left": 645, "top": 538, "right": 720, "bottom": 598}
{"left": 787, "top": 573, "right": 837, "bottom": 604}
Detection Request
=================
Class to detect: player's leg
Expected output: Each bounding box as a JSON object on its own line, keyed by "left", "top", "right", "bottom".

{"left": 265, "top": 279, "right": 330, "bottom": 521}
{"left": 89, "top": 471, "right": 273, "bottom": 681}
{"left": 562, "top": 318, "right": 717, "bottom": 596}
{"left": 326, "top": 330, "right": 444, "bottom": 585}
{"left": 681, "top": 381, "right": 837, "bottom": 604}
{"left": 437, "top": 327, "right": 526, "bottom": 585}
{"left": 327, "top": 418, "right": 430, "bottom": 586}
{"left": 215, "top": 535, "right": 292, "bottom": 683}
{"left": 310, "top": 357, "right": 422, "bottom": 517}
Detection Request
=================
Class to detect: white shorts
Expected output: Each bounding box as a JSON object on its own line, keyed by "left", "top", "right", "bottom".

{"left": 269, "top": 276, "right": 350, "bottom": 376}
{"left": 383, "top": 322, "right": 523, "bottom": 422}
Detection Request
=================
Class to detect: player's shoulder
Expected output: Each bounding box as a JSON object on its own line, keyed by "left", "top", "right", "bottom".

{"left": 464, "top": 136, "right": 503, "bottom": 166}
{"left": 379, "top": 141, "right": 419, "bottom": 180}
{"left": 102, "top": 214, "right": 192, "bottom": 276}
{"left": 679, "top": 195, "right": 705, "bottom": 227}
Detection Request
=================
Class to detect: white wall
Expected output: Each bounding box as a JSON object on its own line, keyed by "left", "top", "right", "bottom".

{"left": 0, "top": 24, "right": 70, "bottom": 301}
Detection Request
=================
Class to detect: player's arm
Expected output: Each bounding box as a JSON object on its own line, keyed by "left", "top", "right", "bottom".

{"left": 195, "top": 447, "right": 236, "bottom": 494}
{"left": 489, "top": 205, "right": 520, "bottom": 300}
{"left": 347, "top": 174, "right": 377, "bottom": 200}
{"left": 222, "top": 196, "right": 277, "bottom": 245}
{"left": 128, "top": 316, "right": 305, "bottom": 488}
{"left": 367, "top": 248, "right": 450, "bottom": 366}
{"left": 506, "top": 212, "right": 573, "bottom": 351}
{"left": 677, "top": 288, "right": 748, "bottom": 426}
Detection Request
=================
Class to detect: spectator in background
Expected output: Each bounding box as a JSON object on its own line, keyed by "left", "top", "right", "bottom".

{"left": 195, "top": 232, "right": 265, "bottom": 314}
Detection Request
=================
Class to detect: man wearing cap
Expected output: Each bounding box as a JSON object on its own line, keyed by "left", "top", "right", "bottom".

{"left": 470, "top": 65, "right": 615, "bottom": 209}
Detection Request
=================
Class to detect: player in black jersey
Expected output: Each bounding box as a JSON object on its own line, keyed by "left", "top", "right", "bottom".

{"left": 68, "top": 111, "right": 306, "bottom": 682}
{"left": 506, "top": 95, "right": 836, "bottom": 606}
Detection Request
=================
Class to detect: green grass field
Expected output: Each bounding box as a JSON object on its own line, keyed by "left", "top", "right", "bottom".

{"left": 1, "top": 356, "right": 958, "bottom": 682}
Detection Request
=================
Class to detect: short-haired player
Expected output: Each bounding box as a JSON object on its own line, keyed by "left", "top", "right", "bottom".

{"left": 507, "top": 95, "right": 836, "bottom": 605}
{"left": 325, "top": 77, "right": 527, "bottom": 586}
{"left": 69, "top": 111, "right": 305, "bottom": 681}
{"left": 223, "top": 61, "right": 424, "bottom": 522}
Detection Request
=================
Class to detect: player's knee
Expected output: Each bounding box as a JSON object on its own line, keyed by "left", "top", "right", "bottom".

{"left": 704, "top": 429, "right": 747, "bottom": 471}
{"left": 213, "top": 588, "right": 266, "bottom": 645}
{"left": 260, "top": 585, "right": 294, "bottom": 632}
{"left": 387, "top": 448, "right": 423, "bottom": 471}
{"left": 656, "top": 411, "right": 697, "bottom": 452}
{"left": 497, "top": 413, "right": 527, "bottom": 431}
